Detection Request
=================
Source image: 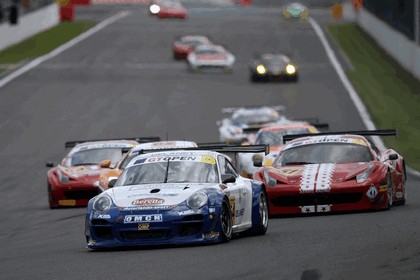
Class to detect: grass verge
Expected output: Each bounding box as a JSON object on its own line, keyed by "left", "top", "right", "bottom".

{"left": 0, "top": 21, "right": 96, "bottom": 64}
{"left": 327, "top": 23, "right": 420, "bottom": 171}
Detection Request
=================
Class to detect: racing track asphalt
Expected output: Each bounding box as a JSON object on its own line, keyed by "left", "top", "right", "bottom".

{"left": 0, "top": 4, "right": 419, "bottom": 280}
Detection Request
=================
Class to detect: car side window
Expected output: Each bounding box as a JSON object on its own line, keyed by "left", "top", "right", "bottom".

{"left": 218, "top": 155, "right": 238, "bottom": 177}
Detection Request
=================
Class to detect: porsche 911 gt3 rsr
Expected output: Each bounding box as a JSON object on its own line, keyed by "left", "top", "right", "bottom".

{"left": 46, "top": 137, "right": 159, "bottom": 208}
{"left": 85, "top": 145, "right": 269, "bottom": 249}
{"left": 253, "top": 130, "right": 406, "bottom": 215}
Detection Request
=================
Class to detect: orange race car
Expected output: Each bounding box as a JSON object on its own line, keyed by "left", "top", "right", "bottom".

{"left": 46, "top": 137, "right": 159, "bottom": 208}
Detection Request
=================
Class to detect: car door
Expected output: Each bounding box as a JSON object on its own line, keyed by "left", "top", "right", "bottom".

{"left": 218, "top": 155, "right": 247, "bottom": 225}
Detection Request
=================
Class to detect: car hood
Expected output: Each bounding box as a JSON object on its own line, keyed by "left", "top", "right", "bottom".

{"left": 267, "top": 162, "right": 374, "bottom": 185}
{"left": 109, "top": 183, "right": 215, "bottom": 208}
{"left": 59, "top": 165, "right": 103, "bottom": 178}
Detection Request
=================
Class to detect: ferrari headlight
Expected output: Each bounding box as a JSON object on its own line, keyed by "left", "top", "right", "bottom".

{"left": 93, "top": 195, "right": 112, "bottom": 213}
{"left": 256, "top": 65, "right": 266, "bottom": 75}
{"left": 57, "top": 169, "right": 69, "bottom": 183}
{"left": 286, "top": 64, "right": 296, "bottom": 75}
{"left": 187, "top": 192, "right": 208, "bottom": 210}
{"left": 263, "top": 169, "right": 276, "bottom": 187}
{"left": 356, "top": 164, "right": 374, "bottom": 183}
{"left": 149, "top": 4, "right": 160, "bottom": 14}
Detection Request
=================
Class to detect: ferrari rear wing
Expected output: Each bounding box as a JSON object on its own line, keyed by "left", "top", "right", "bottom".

{"left": 221, "top": 105, "right": 285, "bottom": 114}
{"left": 283, "top": 129, "right": 397, "bottom": 142}
{"left": 65, "top": 136, "right": 161, "bottom": 149}
{"left": 136, "top": 144, "right": 270, "bottom": 155}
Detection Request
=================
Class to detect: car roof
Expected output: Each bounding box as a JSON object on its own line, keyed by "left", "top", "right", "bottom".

{"left": 258, "top": 123, "right": 316, "bottom": 133}
{"left": 195, "top": 44, "right": 224, "bottom": 52}
{"left": 283, "top": 134, "right": 369, "bottom": 150}
{"left": 70, "top": 140, "right": 137, "bottom": 154}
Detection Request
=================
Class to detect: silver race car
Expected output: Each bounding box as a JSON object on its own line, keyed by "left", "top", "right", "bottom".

{"left": 217, "top": 106, "right": 290, "bottom": 143}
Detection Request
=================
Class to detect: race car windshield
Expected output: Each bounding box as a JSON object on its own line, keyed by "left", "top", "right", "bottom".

{"left": 274, "top": 143, "right": 373, "bottom": 166}
{"left": 182, "top": 38, "right": 205, "bottom": 46}
{"left": 66, "top": 148, "right": 124, "bottom": 167}
{"left": 256, "top": 128, "right": 310, "bottom": 145}
{"left": 195, "top": 49, "right": 221, "bottom": 55}
{"left": 116, "top": 160, "right": 219, "bottom": 185}
{"left": 233, "top": 113, "right": 279, "bottom": 126}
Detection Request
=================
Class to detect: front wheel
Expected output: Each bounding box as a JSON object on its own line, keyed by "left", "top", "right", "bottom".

{"left": 220, "top": 198, "right": 233, "bottom": 242}
{"left": 250, "top": 190, "right": 269, "bottom": 235}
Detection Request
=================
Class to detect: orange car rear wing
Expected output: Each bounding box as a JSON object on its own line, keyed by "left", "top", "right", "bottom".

{"left": 283, "top": 129, "right": 397, "bottom": 142}
{"left": 65, "top": 137, "right": 161, "bottom": 149}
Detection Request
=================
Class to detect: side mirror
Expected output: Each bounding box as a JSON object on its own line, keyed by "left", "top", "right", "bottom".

{"left": 100, "top": 159, "right": 111, "bottom": 168}
{"left": 108, "top": 178, "right": 117, "bottom": 189}
{"left": 388, "top": 154, "right": 398, "bottom": 161}
{"left": 221, "top": 174, "right": 236, "bottom": 184}
{"left": 253, "top": 155, "right": 263, "bottom": 167}
{"left": 46, "top": 161, "right": 54, "bottom": 168}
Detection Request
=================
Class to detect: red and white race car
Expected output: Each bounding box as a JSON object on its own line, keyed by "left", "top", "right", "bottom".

{"left": 173, "top": 35, "right": 212, "bottom": 60}
{"left": 45, "top": 137, "right": 159, "bottom": 208}
{"left": 150, "top": 0, "right": 187, "bottom": 19}
{"left": 187, "top": 44, "right": 235, "bottom": 72}
{"left": 253, "top": 130, "right": 406, "bottom": 215}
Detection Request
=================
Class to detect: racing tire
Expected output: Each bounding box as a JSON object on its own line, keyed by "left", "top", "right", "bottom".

{"left": 47, "top": 182, "right": 58, "bottom": 209}
{"left": 386, "top": 172, "right": 393, "bottom": 209}
{"left": 250, "top": 189, "right": 269, "bottom": 235}
{"left": 393, "top": 165, "right": 407, "bottom": 206}
{"left": 220, "top": 197, "right": 233, "bottom": 242}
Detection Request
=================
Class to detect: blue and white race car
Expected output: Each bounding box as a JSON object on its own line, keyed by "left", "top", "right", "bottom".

{"left": 85, "top": 145, "right": 269, "bottom": 249}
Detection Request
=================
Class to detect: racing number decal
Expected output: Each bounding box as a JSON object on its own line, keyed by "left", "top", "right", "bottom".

{"left": 229, "top": 196, "right": 236, "bottom": 225}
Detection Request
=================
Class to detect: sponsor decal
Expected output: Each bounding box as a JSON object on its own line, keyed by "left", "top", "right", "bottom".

{"left": 300, "top": 206, "right": 315, "bottom": 213}
{"left": 138, "top": 223, "right": 150, "bottom": 231}
{"left": 124, "top": 214, "right": 163, "bottom": 223}
{"left": 235, "top": 208, "right": 244, "bottom": 217}
{"left": 132, "top": 198, "right": 165, "bottom": 206}
{"left": 316, "top": 205, "right": 331, "bottom": 213}
{"left": 123, "top": 205, "right": 175, "bottom": 211}
{"left": 58, "top": 200, "right": 76, "bottom": 206}
{"left": 202, "top": 231, "right": 220, "bottom": 239}
{"left": 146, "top": 156, "right": 197, "bottom": 163}
{"left": 229, "top": 197, "right": 236, "bottom": 224}
{"left": 200, "top": 155, "right": 216, "bottom": 165}
{"left": 379, "top": 185, "right": 388, "bottom": 192}
{"left": 177, "top": 210, "right": 195, "bottom": 216}
{"left": 209, "top": 207, "right": 215, "bottom": 213}
{"left": 97, "top": 214, "right": 111, "bottom": 219}
{"left": 286, "top": 136, "right": 367, "bottom": 150}
{"left": 366, "top": 185, "right": 379, "bottom": 201}
{"left": 128, "top": 193, "right": 178, "bottom": 198}
{"left": 300, "top": 164, "right": 335, "bottom": 193}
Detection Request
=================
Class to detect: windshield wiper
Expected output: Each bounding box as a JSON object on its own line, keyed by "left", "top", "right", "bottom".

{"left": 164, "top": 159, "right": 170, "bottom": 183}
{"left": 284, "top": 161, "right": 314, "bottom": 166}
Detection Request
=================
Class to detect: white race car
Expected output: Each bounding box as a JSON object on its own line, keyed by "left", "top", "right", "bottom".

{"left": 217, "top": 106, "right": 289, "bottom": 143}
{"left": 187, "top": 44, "right": 235, "bottom": 72}
{"left": 85, "top": 145, "right": 269, "bottom": 248}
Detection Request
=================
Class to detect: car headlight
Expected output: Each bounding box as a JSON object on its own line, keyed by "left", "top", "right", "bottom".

{"left": 263, "top": 169, "right": 276, "bottom": 187}
{"left": 286, "top": 64, "right": 296, "bottom": 75}
{"left": 93, "top": 195, "right": 112, "bottom": 213}
{"left": 150, "top": 4, "right": 160, "bottom": 14}
{"left": 57, "top": 169, "right": 69, "bottom": 183}
{"left": 256, "top": 64, "right": 266, "bottom": 75}
{"left": 187, "top": 192, "right": 208, "bottom": 210}
{"left": 356, "top": 164, "right": 374, "bottom": 183}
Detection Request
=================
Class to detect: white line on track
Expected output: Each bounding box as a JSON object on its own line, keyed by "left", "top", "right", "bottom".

{"left": 308, "top": 16, "right": 420, "bottom": 177}
{"left": 0, "top": 10, "right": 131, "bottom": 90}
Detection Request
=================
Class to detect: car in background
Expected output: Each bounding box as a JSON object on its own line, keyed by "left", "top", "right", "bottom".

{"left": 281, "top": 2, "right": 309, "bottom": 20}
{"left": 150, "top": 0, "right": 187, "bottom": 19}
{"left": 98, "top": 140, "right": 199, "bottom": 192}
{"left": 173, "top": 35, "right": 212, "bottom": 60}
{"left": 253, "top": 130, "right": 407, "bottom": 215}
{"left": 217, "top": 106, "right": 289, "bottom": 143}
{"left": 85, "top": 145, "right": 269, "bottom": 249}
{"left": 46, "top": 137, "right": 159, "bottom": 208}
{"left": 187, "top": 44, "right": 235, "bottom": 72}
{"left": 237, "top": 123, "right": 320, "bottom": 178}
{"left": 250, "top": 53, "right": 298, "bottom": 82}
